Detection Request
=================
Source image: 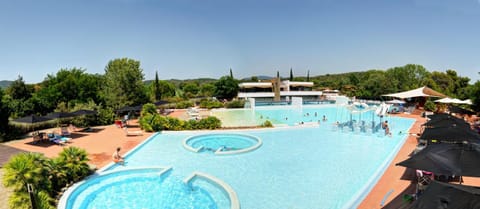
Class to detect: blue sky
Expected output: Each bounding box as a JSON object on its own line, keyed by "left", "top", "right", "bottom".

{"left": 1, "top": 0, "right": 479, "bottom": 83}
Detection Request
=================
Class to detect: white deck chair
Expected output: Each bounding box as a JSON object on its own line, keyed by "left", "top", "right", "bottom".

{"left": 123, "top": 127, "right": 143, "bottom": 136}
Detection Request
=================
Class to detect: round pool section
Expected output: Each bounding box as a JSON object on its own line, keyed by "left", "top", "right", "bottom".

{"left": 58, "top": 167, "right": 239, "bottom": 209}
{"left": 183, "top": 133, "right": 262, "bottom": 155}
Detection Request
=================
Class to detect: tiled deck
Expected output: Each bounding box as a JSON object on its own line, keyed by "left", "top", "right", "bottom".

{"left": 359, "top": 113, "right": 480, "bottom": 209}
{"left": 4, "top": 120, "right": 152, "bottom": 169}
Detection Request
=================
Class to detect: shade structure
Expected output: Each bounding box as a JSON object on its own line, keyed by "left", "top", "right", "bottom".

{"left": 12, "top": 115, "right": 52, "bottom": 124}
{"left": 385, "top": 99, "right": 406, "bottom": 104}
{"left": 434, "top": 97, "right": 465, "bottom": 104}
{"left": 462, "top": 99, "right": 473, "bottom": 105}
{"left": 407, "top": 180, "right": 480, "bottom": 209}
{"left": 383, "top": 86, "right": 446, "bottom": 99}
{"left": 396, "top": 143, "right": 480, "bottom": 177}
{"left": 116, "top": 105, "right": 143, "bottom": 113}
{"left": 420, "top": 126, "right": 480, "bottom": 143}
{"left": 71, "top": 109, "right": 97, "bottom": 116}
{"left": 45, "top": 112, "right": 76, "bottom": 119}
{"left": 153, "top": 100, "right": 169, "bottom": 106}
{"left": 449, "top": 106, "right": 476, "bottom": 115}
{"left": 427, "top": 113, "right": 455, "bottom": 120}
{"left": 422, "top": 117, "right": 470, "bottom": 129}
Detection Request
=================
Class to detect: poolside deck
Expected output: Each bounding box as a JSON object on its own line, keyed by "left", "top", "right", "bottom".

{"left": 4, "top": 120, "right": 152, "bottom": 169}
{"left": 358, "top": 113, "right": 480, "bottom": 209}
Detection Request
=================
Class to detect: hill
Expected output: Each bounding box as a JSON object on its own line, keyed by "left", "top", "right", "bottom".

{"left": 0, "top": 80, "right": 12, "bottom": 89}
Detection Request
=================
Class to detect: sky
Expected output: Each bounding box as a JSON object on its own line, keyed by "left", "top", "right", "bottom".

{"left": 0, "top": 0, "right": 479, "bottom": 83}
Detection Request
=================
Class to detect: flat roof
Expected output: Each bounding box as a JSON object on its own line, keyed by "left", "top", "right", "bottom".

{"left": 239, "top": 82, "right": 272, "bottom": 88}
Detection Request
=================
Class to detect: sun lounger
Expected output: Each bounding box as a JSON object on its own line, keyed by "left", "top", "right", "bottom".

{"left": 48, "top": 133, "right": 71, "bottom": 145}
{"left": 123, "top": 127, "right": 143, "bottom": 136}
{"left": 61, "top": 126, "right": 71, "bottom": 136}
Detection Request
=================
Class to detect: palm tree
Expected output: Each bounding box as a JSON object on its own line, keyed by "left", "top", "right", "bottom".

{"left": 2, "top": 152, "right": 54, "bottom": 209}
{"left": 43, "top": 158, "right": 68, "bottom": 195}
{"left": 56, "top": 147, "right": 91, "bottom": 183}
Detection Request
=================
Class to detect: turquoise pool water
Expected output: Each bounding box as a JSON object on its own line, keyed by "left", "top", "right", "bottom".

{"left": 64, "top": 106, "right": 414, "bottom": 209}
{"left": 185, "top": 133, "right": 259, "bottom": 153}
{"left": 212, "top": 105, "right": 379, "bottom": 127}
{"left": 64, "top": 168, "right": 224, "bottom": 209}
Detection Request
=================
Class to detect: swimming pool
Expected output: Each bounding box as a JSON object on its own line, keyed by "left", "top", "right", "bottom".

{"left": 62, "top": 106, "right": 414, "bottom": 209}
{"left": 183, "top": 133, "right": 262, "bottom": 155}
{"left": 61, "top": 167, "right": 236, "bottom": 209}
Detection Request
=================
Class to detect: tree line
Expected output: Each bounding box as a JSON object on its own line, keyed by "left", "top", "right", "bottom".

{"left": 0, "top": 60, "right": 478, "bottom": 141}
{"left": 0, "top": 58, "right": 239, "bottom": 141}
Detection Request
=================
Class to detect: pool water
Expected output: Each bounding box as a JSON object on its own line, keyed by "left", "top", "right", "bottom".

{"left": 212, "top": 105, "right": 378, "bottom": 127}
{"left": 186, "top": 133, "right": 258, "bottom": 152}
{"left": 66, "top": 106, "right": 415, "bottom": 209}
{"left": 66, "top": 168, "right": 220, "bottom": 209}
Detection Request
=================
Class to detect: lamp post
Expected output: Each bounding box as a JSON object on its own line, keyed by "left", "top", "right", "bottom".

{"left": 27, "top": 183, "right": 37, "bottom": 209}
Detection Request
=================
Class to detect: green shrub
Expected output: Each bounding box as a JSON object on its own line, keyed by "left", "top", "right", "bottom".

{"left": 139, "top": 114, "right": 154, "bottom": 132}
{"left": 197, "top": 116, "right": 222, "bottom": 129}
{"left": 96, "top": 107, "right": 115, "bottom": 125}
{"left": 199, "top": 99, "right": 224, "bottom": 109}
{"left": 175, "top": 101, "right": 194, "bottom": 109}
{"left": 140, "top": 114, "right": 221, "bottom": 132}
{"left": 225, "top": 100, "right": 245, "bottom": 108}
{"left": 141, "top": 103, "right": 157, "bottom": 116}
{"left": 261, "top": 120, "right": 273, "bottom": 127}
{"left": 424, "top": 100, "right": 436, "bottom": 112}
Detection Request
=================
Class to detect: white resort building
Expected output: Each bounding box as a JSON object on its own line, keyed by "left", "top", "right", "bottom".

{"left": 237, "top": 80, "right": 339, "bottom": 106}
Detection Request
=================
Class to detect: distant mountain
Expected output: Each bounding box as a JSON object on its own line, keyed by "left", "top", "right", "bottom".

{"left": 240, "top": 75, "right": 274, "bottom": 81}
{"left": 144, "top": 78, "right": 217, "bottom": 86}
{"left": 0, "top": 80, "right": 12, "bottom": 89}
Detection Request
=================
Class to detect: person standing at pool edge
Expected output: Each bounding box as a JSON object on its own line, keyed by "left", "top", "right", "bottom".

{"left": 113, "top": 147, "right": 125, "bottom": 165}
{"left": 383, "top": 121, "right": 392, "bottom": 136}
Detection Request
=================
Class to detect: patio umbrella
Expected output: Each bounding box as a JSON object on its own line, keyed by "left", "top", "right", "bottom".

{"left": 422, "top": 117, "right": 470, "bottom": 129}
{"left": 407, "top": 180, "right": 480, "bottom": 209}
{"left": 12, "top": 115, "right": 52, "bottom": 124}
{"left": 420, "top": 126, "right": 480, "bottom": 144}
{"left": 11, "top": 115, "right": 53, "bottom": 133}
{"left": 397, "top": 143, "right": 480, "bottom": 177}
{"left": 116, "top": 105, "right": 143, "bottom": 114}
{"left": 426, "top": 113, "right": 453, "bottom": 120}
{"left": 449, "top": 106, "right": 476, "bottom": 115}
{"left": 154, "top": 100, "right": 169, "bottom": 106}
{"left": 71, "top": 109, "right": 97, "bottom": 116}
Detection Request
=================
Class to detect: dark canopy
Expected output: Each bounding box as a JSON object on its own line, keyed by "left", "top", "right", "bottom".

{"left": 116, "top": 105, "right": 143, "bottom": 114}
{"left": 407, "top": 181, "right": 480, "bottom": 209}
{"left": 71, "top": 109, "right": 97, "bottom": 116}
{"left": 154, "top": 100, "right": 169, "bottom": 106}
{"left": 420, "top": 126, "right": 480, "bottom": 143}
{"left": 422, "top": 117, "right": 470, "bottom": 129}
{"left": 12, "top": 115, "right": 52, "bottom": 124}
{"left": 397, "top": 143, "right": 480, "bottom": 177}
{"left": 449, "top": 105, "right": 476, "bottom": 115}
{"left": 427, "top": 113, "right": 456, "bottom": 120}
{"left": 45, "top": 112, "right": 76, "bottom": 119}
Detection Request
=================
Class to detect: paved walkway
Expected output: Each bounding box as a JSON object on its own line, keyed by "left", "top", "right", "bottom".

{"left": 0, "top": 169, "right": 10, "bottom": 209}
{"left": 0, "top": 144, "right": 26, "bottom": 167}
